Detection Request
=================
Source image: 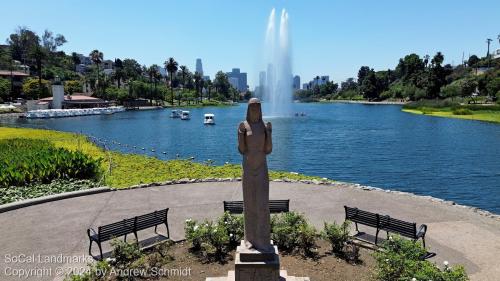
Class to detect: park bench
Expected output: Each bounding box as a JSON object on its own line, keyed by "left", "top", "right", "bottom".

{"left": 87, "top": 208, "right": 170, "bottom": 259}
{"left": 344, "top": 206, "right": 427, "bottom": 248}
{"left": 223, "top": 200, "right": 290, "bottom": 214}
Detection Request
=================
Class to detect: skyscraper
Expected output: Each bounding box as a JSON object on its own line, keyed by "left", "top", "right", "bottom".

{"left": 293, "top": 75, "right": 301, "bottom": 90}
{"left": 226, "top": 68, "right": 248, "bottom": 92}
{"left": 195, "top": 58, "right": 203, "bottom": 75}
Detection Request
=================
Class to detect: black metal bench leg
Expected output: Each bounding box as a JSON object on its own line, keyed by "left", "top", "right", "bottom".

{"left": 88, "top": 241, "right": 93, "bottom": 256}
{"left": 98, "top": 242, "right": 103, "bottom": 260}
{"left": 134, "top": 231, "right": 139, "bottom": 245}
{"left": 165, "top": 222, "right": 170, "bottom": 239}
{"left": 124, "top": 234, "right": 127, "bottom": 242}
{"left": 355, "top": 222, "right": 359, "bottom": 232}
{"left": 375, "top": 229, "right": 380, "bottom": 245}
{"left": 422, "top": 237, "right": 426, "bottom": 249}
{"left": 154, "top": 225, "right": 158, "bottom": 234}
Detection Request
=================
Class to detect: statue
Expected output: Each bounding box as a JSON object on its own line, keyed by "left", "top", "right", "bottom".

{"left": 238, "top": 98, "right": 273, "bottom": 252}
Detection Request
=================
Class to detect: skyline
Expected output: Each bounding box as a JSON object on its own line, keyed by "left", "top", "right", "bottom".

{"left": 0, "top": 0, "right": 499, "bottom": 89}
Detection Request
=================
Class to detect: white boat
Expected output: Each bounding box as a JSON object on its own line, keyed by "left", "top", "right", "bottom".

{"left": 170, "top": 109, "right": 181, "bottom": 118}
{"left": 204, "top": 113, "right": 215, "bottom": 125}
{"left": 180, "top": 110, "right": 190, "bottom": 120}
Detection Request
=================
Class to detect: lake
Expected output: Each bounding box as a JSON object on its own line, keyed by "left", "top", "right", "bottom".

{"left": 3, "top": 103, "right": 500, "bottom": 214}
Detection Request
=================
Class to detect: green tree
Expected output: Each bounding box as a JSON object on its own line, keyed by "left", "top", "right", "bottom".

{"left": 0, "top": 77, "right": 11, "bottom": 102}
{"left": 30, "top": 44, "right": 47, "bottom": 99}
{"left": 164, "top": 57, "right": 178, "bottom": 105}
{"left": 71, "top": 52, "right": 81, "bottom": 71}
{"left": 179, "top": 65, "right": 189, "bottom": 88}
{"left": 7, "top": 27, "right": 40, "bottom": 63}
{"left": 64, "top": 80, "right": 81, "bottom": 95}
{"left": 22, "top": 77, "right": 50, "bottom": 99}
{"left": 357, "top": 66, "right": 371, "bottom": 84}
{"left": 467, "top": 55, "right": 479, "bottom": 68}
{"left": 41, "top": 29, "right": 67, "bottom": 52}
{"left": 214, "top": 71, "right": 231, "bottom": 100}
{"left": 194, "top": 71, "right": 203, "bottom": 103}
{"left": 360, "top": 70, "right": 379, "bottom": 100}
{"left": 89, "top": 50, "right": 103, "bottom": 95}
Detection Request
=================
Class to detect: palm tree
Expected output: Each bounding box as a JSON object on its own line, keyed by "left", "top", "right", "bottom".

{"left": 164, "top": 57, "right": 178, "bottom": 105}
{"left": 90, "top": 50, "right": 103, "bottom": 95}
{"left": 30, "top": 44, "right": 47, "bottom": 99}
{"left": 147, "top": 65, "right": 159, "bottom": 104}
{"left": 206, "top": 79, "right": 212, "bottom": 101}
{"left": 194, "top": 72, "right": 202, "bottom": 103}
{"left": 179, "top": 65, "right": 188, "bottom": 88}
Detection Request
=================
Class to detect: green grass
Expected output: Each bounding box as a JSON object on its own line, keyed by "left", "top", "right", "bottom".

{"left": 0, "top": 127, "right": 322, "bottom": 189}
{"left": 402, "top": 100, "right": 500, "bottom": 123}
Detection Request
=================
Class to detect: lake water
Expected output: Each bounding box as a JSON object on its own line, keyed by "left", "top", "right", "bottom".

{"left": 3, "top": 103, "right": 500, "bottom": 214}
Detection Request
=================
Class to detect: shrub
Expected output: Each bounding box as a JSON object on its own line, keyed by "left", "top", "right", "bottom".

{"left": 0, "top": 77, "right": 10, "bottom": 101}
{"left": 321, "top": 221, "right": 351, "bottom": 255}
{"left": 0, "top": 179, "right": 99, "bottom": 204}
{"left": 271, "top": 211, "right": 318, "bottom": 256}
{"left": 184, "top": 218, "right": 229, "bottom": 260}
{"left": 218, "top": 211, "right": 244, "bottom": 248}
{"left": 373, "top": 235, "right": 469, "bottom": 281}
{"left": 0, "top": 138, "right": 102, "bottom": 188}
{"left": 22, "top": 77, "right": 51, "bottom": 99}
{"left": 452, "top": 108, "right": 473, "bottom": 115}
{"left": 64, "top": 80, "right": 82, "bottom": 95}
{"left": 110, "top": 239, "right": 142, "bottom": 269}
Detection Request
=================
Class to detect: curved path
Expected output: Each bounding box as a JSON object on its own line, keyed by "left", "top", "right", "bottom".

{"left": 1, "top": 182, "right": 499, "bottom": 281}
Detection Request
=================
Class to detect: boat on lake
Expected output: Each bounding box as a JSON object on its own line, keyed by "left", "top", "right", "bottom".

{"left": 170, "top": 110, "right": 181, "bottom": 118}
{"left": 181, "top": 111, "right": 190, "bottom": 120}
{"left": 204, "top": 113, "right": 215, "bottom": 125}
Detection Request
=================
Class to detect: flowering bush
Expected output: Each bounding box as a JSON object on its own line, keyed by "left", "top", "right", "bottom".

{"left": 374, "top": 235, "right": 469, "bottom": 281}
{"left": 271, "top": 211, "right": 318, "bottom": 256}
{"left": 184, "top": 217, "right": 231, "bottom": 260}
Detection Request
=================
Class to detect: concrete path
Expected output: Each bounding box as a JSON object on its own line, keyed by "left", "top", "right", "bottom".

{"left": 1, "top": 182, "right": 499, "bottom": 281}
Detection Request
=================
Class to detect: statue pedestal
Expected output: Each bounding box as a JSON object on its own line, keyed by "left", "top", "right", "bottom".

{"left": 206, "top": 241, "right": 310, "bottom": 281}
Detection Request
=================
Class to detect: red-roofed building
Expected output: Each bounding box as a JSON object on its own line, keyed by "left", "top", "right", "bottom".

{"left": 38, "top": 94, "right": 110, "bottom": 109}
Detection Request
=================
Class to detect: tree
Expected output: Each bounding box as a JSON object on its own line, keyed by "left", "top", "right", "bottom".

{"left": 71, "top": 52, "right": 81, "bottom": 71}
{"left": 357, "top": 66, "right": 371, "bottom": 84}
{"left": 395, "top": 53, "right": 425, "bottom": 85}
{"left": 147, "top": 65, "right": 160, "bottom": 103}
{"left": 206, "top": 79, "right": 213, "bottom": 101}
{"left": 41, "top": 29, "right": 67, "bottom": 52}
{"left": 7, "top": 27, "right": 40, "bottom": 63}
{"left": 64, "top": 80, "right": 81, "bottom": 95}
{"left": 179, "top": 65, "right": 189, "bottom": 87}
{"left": 360, "top": 70, "right": 379, "bottom": 100}
{"left": 30, "top": 44, "right": 47, "bottom": 98}
{"left": 467, "top": 55, "right": 479, "bottom": 68}
{"left": 0, "top": 77, "right": 10, "bottom": 101}
{"left": 122, "top": 58, "right": 142, "bottom": 81}
{"left": 89, "top": 50, "right": 103, "bottom": 94}
{"left": 194, "top": 71, "right": 203, "bottom": 103}
{"left": 22, "top": 77, "right": 50, "bottom": 99}
{"left": 214, "top": 71, "right": 231, "bottom": 99}
{"left": 164, "top": 57, "right": 178, "bottom": 105}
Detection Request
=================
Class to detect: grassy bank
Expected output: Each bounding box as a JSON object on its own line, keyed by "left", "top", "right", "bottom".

{"left": 0, "top": 127, "right": 321, "bottom": 190}
{"left": 402, "top": 100, "right": 500, "bottom": 123}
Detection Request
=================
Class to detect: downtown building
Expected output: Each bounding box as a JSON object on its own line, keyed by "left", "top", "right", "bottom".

{"left": 226, "top": 68, "right": 248, "bottom": 92}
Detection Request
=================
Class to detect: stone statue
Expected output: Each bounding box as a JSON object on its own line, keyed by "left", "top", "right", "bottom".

{"left": 238, "top": 98, "right": 273, "bottom": 252}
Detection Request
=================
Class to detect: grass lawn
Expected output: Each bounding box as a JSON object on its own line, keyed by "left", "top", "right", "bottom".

{"left": 0, "top": 127, "right": 321, "bottom": 189}
{"left": 402, "top": 108, "right": 500, "bottom": 123}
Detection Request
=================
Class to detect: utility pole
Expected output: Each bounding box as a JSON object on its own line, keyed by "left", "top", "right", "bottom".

{"left": 486, "top": 38, "right": 493, "bottom": 68}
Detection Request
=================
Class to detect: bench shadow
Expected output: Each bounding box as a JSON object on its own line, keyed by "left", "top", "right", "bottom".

{"left": 90, "top": 234, "right": 170, "bottom": 261}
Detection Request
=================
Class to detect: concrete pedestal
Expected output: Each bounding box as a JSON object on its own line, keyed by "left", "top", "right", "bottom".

{"left": 206, "top": 241, "right": 310, "bottom": 281}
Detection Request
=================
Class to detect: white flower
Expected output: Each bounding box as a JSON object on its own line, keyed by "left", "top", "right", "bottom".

{"left": 186, "top": 219, "right": 192, "bottom": 222}
{"left": 213, "top": 229, "right": 217, "bottom": 233}
{"left": 389, "top": 236, "right": 393, "bottom": 241}
{"left": 385, "top": 259, "right": 389, "bottom": 262}
{"left": 230, "top": 233, "right": 234, "bottom": 237}
{"left": 411, "top": 278, "right": 417, "bottom": 281}
{"left": 443, "top": 261, "right": 449, "bottom": 266}
{"left": 193, "top": 225, "right": 199, "bottom": 231}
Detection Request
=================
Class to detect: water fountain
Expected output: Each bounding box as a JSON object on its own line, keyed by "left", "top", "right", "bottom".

{"left": 262, "top": 8, "right": 292, "bottom": 117}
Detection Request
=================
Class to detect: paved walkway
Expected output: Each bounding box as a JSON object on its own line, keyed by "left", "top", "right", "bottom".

{"left": 1, "top": 182, "right": 499, "bottom": 281}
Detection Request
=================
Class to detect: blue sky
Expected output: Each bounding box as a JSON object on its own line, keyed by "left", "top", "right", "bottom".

{"left": 1, "top": 0, "right": 499, "bottom": 88}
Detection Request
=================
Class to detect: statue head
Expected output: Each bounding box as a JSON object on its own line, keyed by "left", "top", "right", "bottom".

{"left": 246, "top": 98, "right": 263, "bottom": 123}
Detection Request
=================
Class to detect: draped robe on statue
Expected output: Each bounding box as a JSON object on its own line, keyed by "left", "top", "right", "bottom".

{"left": 237, "top": 98, "right": 273, "bottom": 252}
